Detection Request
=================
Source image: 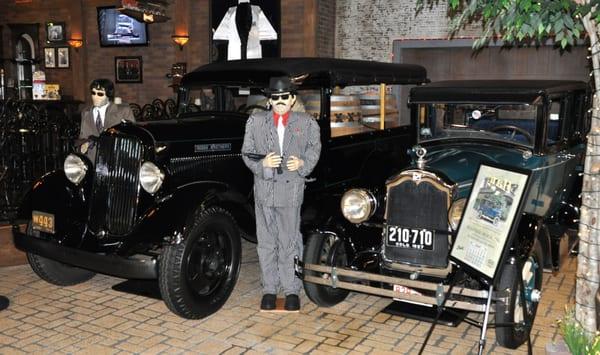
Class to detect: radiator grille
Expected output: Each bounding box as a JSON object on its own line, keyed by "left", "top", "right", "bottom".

{"left": 383, "top": 171, "right": 453, "bottom": 268}
{"left": 88, "top": 135, "right": 143, "bottom": 235}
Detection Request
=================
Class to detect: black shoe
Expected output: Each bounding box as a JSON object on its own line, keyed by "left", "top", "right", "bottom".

{"left": 260, "top": 294, "right": 276, "bottom": 310}
{"left": 284, "top": 294, "right": 300, "bottom": 311}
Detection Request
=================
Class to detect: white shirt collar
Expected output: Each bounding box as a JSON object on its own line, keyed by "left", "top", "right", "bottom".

{"left": 93, "top": 102, "right": 110, "bottom": 125}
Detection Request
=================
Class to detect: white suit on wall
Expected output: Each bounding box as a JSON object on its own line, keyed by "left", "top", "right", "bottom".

{"left": 213, "top": 0, "right": 278, "bottom": 60}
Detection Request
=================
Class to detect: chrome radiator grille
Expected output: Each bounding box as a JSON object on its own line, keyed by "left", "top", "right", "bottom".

{"left": 88, "top": 135, "right": 143, "bottom": 235}
{"left": 383, "top": 171, "right": 453, "bottom": 268}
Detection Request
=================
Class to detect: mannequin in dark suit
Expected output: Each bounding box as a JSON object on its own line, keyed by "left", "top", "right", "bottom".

{"left": 77, "top": 79, "right": 135, "bottom": 162}
{"left": 242, "top": 76, "right": 321, "bottom": 311}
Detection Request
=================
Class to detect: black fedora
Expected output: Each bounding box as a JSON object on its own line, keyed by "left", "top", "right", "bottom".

{"left": 266, "top": 76, "right": 296, "bottom": 94}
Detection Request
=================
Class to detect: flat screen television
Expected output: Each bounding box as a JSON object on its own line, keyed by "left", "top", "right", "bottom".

{"left": 97, "top": 6, "right": 149, "bottom": 47}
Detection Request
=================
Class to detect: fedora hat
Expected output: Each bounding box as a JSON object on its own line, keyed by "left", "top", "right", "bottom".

{"left": 267, "top": 76, "right": 296, "bottom": 94}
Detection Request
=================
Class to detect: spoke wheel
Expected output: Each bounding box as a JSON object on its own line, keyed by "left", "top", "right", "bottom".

{"left": 303, "top": 232, "right": 349, "bottom": 307}
{"left": 495, "top": 240, "right": 543, "bottom": 348}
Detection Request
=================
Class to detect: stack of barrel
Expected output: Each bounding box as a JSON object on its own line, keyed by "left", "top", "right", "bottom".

{"left": 359, "top": 92, "right": 399, "bottom": 125}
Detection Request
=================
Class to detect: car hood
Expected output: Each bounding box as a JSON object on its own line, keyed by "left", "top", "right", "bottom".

{"left": 133, "top": 114, "right": 247, "bottom": 143}
{"left": 419, "top": 143, "right": 530, "bottom": 188}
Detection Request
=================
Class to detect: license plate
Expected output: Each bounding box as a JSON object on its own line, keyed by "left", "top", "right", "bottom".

{"left": 393, "top": 284, "right": 422, "bottom": 296}
{"left": 386, "top": 226, "right": 434, "bottom": 250}
{"left": 32, "top": 211, "right": 55, "bottom": 234}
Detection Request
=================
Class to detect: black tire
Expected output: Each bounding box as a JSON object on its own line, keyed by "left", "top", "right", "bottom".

{"left": 303, "top": 232, "right": 349, "bottom": 307}
{"left": 495, "top": 240, "right": 543, "bottom": 348}
{"left": 158, "top": 206, "right": 241, "bottom": 319}
{"left": 25, "top": 222, "right": 95, "bottom": 286}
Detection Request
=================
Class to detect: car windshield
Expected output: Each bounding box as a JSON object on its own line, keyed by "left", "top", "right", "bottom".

{"left": 417, "top": 103, "right": 539, "bottom": 147}
{"left": 179, "top": 86, "right": 319, "bottom": 116}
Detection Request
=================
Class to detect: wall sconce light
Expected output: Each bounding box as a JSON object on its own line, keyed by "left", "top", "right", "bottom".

{"left": 68, "top": 38, "right": 83, "bottom": 50}
{"left": 171, "top": 35, "right": 189, "bottom": 50}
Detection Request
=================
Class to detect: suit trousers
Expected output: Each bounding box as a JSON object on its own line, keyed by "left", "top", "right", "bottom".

{"left": 255, "top": 202, "right": 303, "bottom": 295}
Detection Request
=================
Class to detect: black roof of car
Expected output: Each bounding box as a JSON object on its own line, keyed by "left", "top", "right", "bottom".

{"left": 181, "top": 57, "right": 428, "bottom": 89}
{"left": 409, "top": 80, "right": 588, "bottom": 103}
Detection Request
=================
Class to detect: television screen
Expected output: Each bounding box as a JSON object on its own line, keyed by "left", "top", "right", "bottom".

{"left": 97, "top": 6, "right": 149, "bottom": 47}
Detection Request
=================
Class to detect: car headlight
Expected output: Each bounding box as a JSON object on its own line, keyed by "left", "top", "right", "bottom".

{"left": 341, "top": 189, "right": 377, "bottom": 224}
{"left": 64, "top": 154, "right": 88, "bottom": 185}
{"left": 139, "top": 161, "right": 164, "bottom": 194}
{"left": 448, "top": 198, "right": 466, "bottom": 230}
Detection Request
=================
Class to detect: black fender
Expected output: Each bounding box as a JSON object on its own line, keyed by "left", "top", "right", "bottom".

{"left": 15, "top": 170, "right": 89, "bottom": 247}
{"left": 511, "top": 214, "right": 543, "bottom": 261}
{"left": 118, "top": 181, "right": 248, "bottom": 253}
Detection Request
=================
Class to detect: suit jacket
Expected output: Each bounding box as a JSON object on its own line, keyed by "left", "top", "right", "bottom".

{"left": 242, "top": 111, "right": 321, "bottom": 207}
{"left": 212, "top": 4, "right": 277, "bottom": 60}
{"left": 78, "top": 102, "right": 135, "bottom": 162}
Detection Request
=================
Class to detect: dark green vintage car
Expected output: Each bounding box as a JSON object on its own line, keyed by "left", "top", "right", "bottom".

{"left": 299, "top": 80, "right": 589, "bottom": 349}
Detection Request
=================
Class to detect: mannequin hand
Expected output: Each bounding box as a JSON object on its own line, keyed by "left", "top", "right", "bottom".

{"left": 286, "top": 156, "right": 304, "bottom": 171}
{"left": 80, "top": 142, "right": 90, "bottom": 154}
{"left": 262, "top": 152, "right": 282, "bottom": 168}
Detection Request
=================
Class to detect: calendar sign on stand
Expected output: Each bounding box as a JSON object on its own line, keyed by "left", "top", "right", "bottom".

{"left": 451, "top": 163, "right": 532, "bottom": 354}
{"left": 419, "top": 162, "right": 534, "bottom": 355}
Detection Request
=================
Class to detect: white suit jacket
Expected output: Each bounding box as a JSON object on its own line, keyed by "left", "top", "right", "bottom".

{"left": 213, "top": 3, "right": 277, "bottom": 60}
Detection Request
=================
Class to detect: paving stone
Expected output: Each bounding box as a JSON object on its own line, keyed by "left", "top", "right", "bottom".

{"left": 0, "top": 239, "right": 579, "bottom": 354}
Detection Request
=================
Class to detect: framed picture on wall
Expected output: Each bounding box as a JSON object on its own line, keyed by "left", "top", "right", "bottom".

{"left": 57, "top": 47, "right": 69, "bottom": 68}
{"left": 46, "top": 22, "right": 65, "bottom": 43}
{"left": 44, "top": 47, "right": 56, "bottom": 68}
{"left": 210, "top": 0, "right": 280, "bottom": 62}
{"left": 115, "top": 56, "right": 143, "bottom": 83}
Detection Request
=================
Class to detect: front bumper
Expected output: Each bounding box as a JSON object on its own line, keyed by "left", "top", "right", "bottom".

{"left": 13, "top": 227, "right": 158, "bottom": 279}
{"left": 296, "top": 258, "right": 505, "bottom": 313}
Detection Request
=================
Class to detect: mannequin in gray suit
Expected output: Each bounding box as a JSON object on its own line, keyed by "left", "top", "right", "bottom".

{"left": 242, "top": 76, "right": 321, "bottom": 311}
{"left": 77, "top": 79, "right": 135, "bottom": 162}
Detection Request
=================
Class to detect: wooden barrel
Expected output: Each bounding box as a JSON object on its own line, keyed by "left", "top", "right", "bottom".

{"left": 304, "top": 94, "right": 362, "bottom": 126}
{"left": 359, "top": 93, "right": 399, "bottom": 123}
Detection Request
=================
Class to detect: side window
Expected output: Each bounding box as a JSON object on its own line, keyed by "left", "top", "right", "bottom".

{"left": 547, "top": 97, "right": 567, "bottom": 147}
{"left": 329, "top": 84, "right": 409, "bottom": 138}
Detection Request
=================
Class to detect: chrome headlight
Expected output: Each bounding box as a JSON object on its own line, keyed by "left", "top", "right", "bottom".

{"left": 448, "top": 198, "right": 466, "bottom": 230}
{"left": 64, "top": 154, "right": 87, "bottom": 185}
{"left": 139, "top": 161, "right": 165, "bottom": 194}
{"left": 341, "top": 189, "right": 377, "bottom": 224}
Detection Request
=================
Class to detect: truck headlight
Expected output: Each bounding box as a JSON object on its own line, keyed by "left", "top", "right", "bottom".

{"left": 448, "top": 198, "right": 466, "bottom": 230}
{"left": 64, "top": 154, "right": 87, "bottom": 185}
{"left": 139, "top": 161, "right": 164, "bottom": 194}
{"left": 341, "top": 189, "right": 377, "bottom": 224}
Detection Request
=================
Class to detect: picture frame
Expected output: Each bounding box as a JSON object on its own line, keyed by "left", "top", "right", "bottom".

{"left": 210, "top": 0, "right": 280, "bottom": 62}
{"left": 115, "top": 56, "right": 143, "bottom": 83}
{"left": 46, "top": 22, "right": 66, "bottom": 43}
{"left": 449, "top": 162, "right": 532, "bottom": 284}
{"left": 57, "top": 47, "right": 69, "bottom": 68}
{"left": 44, "top": 47, "right": 56, "bottom": 68}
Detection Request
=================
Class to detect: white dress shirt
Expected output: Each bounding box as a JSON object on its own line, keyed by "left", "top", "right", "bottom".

{"left": 277, "top": 116, "right": 285, "bottom": 154}
{"left": 93, "top": 103, "right": 109, "bottom": 127}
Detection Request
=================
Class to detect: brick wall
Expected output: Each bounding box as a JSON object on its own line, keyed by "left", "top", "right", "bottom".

{"left": 335, "top": 0, "right": 478, "bottom": 62}
{"left": 0, "top": 0, "right": 321, "bottom": 107}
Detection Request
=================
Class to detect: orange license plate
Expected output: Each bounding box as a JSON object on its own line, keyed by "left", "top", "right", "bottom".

{"left": 32, "top": 211, "right": 55, "bottom": 234}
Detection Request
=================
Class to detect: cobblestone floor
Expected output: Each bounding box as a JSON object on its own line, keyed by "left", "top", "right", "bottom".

{"left": 0, "top": 239, "right": 576, "bottom": 354}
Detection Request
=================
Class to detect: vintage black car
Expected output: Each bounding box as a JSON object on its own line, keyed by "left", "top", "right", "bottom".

{"left": 299, "top": 80, "right": 589, "bottom": 348}
{"left": 12, "top": 58, "right": 427, "bottom": 319}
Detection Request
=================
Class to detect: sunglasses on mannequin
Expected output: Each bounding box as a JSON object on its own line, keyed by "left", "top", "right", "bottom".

{"left": 270, "top": 93, "right": 290, "bottom": 101}
{"left": 91, "top": 90, "right": 106, "bottom": 97}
